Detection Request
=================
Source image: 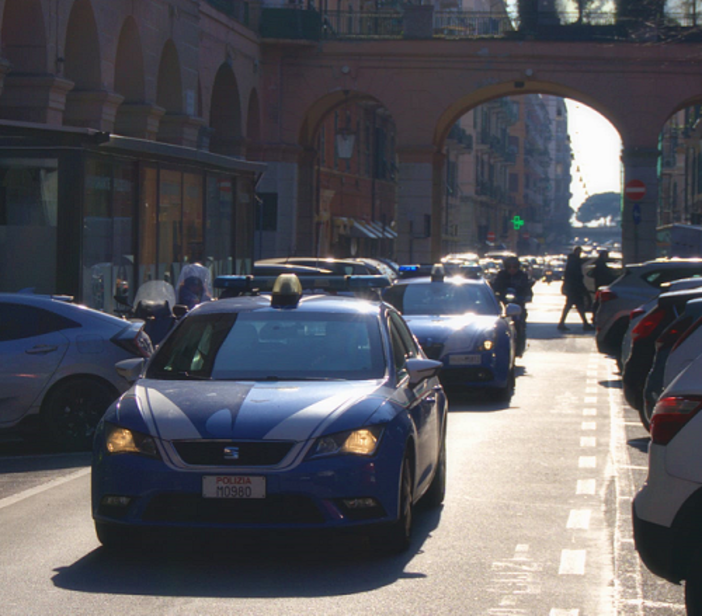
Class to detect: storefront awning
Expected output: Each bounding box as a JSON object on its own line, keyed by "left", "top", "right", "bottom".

{"left": 334, "top": 217, "right": 396, "bottom": 240}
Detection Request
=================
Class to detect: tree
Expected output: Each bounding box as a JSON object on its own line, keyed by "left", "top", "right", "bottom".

{"left": 517, "top": 0, "right": 539, "bottom": 31}
{"left": 575, "top": 192, "right": 622, "bottom": 225}
{"left": 616, "top": 0, "right": 666, "bottom": 22}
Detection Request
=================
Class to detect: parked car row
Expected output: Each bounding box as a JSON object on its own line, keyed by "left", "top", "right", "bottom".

{"left": 591, "top": 257, "right": 702, "bottom": 612}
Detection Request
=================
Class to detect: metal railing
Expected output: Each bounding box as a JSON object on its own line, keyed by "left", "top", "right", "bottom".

{"left": 433, "top": 11, "right": 514, "bottom": 38}
{"left": 322, "top": 10, "right": 403, "bottom": 39}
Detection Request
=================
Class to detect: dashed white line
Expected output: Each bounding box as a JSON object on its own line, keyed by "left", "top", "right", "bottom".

{"left": 583, "top": 407, "right": 597, "bottom": 416}
{"left": 580, "top": 436, "right": 597, "bottom": 447}
{"left": 585, "top": 396, "right": 598, "bottom": 404}
{"left": 581, "top": 421, "right": 597, "bottom": 430}
{"left": 577, "top": 479, "right": 596, "bottom": 495}
{"left": 567, "top": 509, "right": 592, "bottom": 530}
{"left": 550, "top": 609, "right": 580, "bottom": 616}
{"left": 579, "top": 456, "right": 597, "bottom": 468}
{"left": 559, "top": 549, "right": 587, "bottom": 575}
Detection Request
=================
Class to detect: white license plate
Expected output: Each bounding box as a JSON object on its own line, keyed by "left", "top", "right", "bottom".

{"left": 202, "top": 475, "right": 266, "bottom": 499}
{"left": 449, "top": 354, "right": 482, "bottom": 366}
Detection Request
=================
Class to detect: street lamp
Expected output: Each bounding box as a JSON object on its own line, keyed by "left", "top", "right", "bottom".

{"left": 335, "top": 126, "right": 356, "bottom": 159}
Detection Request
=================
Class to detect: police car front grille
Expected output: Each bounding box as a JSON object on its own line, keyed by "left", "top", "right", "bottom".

{"left": 142, "top": 494, "right": 324, "bottom": 525}
{"left": 174, "top": 441, "right": 294, "bottom": 466}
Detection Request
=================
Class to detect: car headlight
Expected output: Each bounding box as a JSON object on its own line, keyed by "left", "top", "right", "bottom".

{"left": 308, "top": 425, "right": 384, "bottom": 459}
{"left": 104, "top": 422, "right": 160, "bottom": 458}
{"left": 478, "top": 339, "right": 494, "bottom": 351}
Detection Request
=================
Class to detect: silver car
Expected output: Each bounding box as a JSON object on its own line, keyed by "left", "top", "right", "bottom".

{"left": 594, "top": 259, "right": 702, "bottom": 364}
{"left": 0, "top": 292, "right": 152, "bottom": 450}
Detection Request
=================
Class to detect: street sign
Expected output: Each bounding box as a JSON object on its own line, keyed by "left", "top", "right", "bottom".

{"left": 632, "top": 203, "right": 642, "bottom": 225}
{"left": 625, "top": 179, "right": 646, "bottom": 201}
{"left": 487, "top": 231, "right": 496, "bottom": 242}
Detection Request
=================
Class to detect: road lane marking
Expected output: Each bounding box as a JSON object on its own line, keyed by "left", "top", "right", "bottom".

{"left": 550, "top": 610, "right": 579, "bottom": 616}
{"left": 0, "top": 468, "right": 90, "bottom": 511}
{"left": 580, "top": 436, "right": 596, "bottom": 447}
{"left": 579, "top": 456, "right": 597, "bottom": 468}
{"left": 583, "top": 407, "right": 597, "bottom": 416}
{"left": 577, "top": 479, "right": 596, "bottom": 495}
{"left": 582, "top": 421, "right": 596, "bottom": 430}
{"left": 585, "top": 387, "right": 598, "bottom": 394}
{"left": 567, "top": 509, "right": 592, "bottom": 530}
{"left": 559, "top": 549, "right": 586, "bottom": 575}
{"left": 585, "top": 396, "right": 598, "bottom": 404}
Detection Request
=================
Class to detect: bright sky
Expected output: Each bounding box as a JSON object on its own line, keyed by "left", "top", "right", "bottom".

{"left": 565, "top": 99, "right": 623, "bottom": 212}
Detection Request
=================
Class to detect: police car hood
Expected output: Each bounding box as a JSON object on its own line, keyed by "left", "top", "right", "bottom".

{"left": 403, "top": 314, "right": 499, "bottom": 345}
{"left": 131, "top": 379, "right": 385, "bottom": 442}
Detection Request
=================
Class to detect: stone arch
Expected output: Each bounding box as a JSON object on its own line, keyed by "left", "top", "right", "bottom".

{"left": 432, "top": 79, "right": 624, "bottom": 151}
{"left": 114, "top": 17, "right": 145, "bottom": 103}
{"left": 64, "top": 0, "right": 102, "bottom": 91}
{"left": 1, "top": 0, "right": 48, "bottom": 73}
{"left": 297, "top": 89, "right": 392, "bottom": 150}
{"left": 156, "top": 39, "right": 183, "bottom": 114}
{"left": 209, "top": 63, "right": 242, "bottom": 156}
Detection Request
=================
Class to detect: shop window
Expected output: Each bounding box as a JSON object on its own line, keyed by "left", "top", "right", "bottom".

{"left": 139, "top": 166, "right": 158, "bottom": 286}
{"left": 0, "top": 159, "right": 58, "bottom": 294}
{"left": 158, "top": 169, "right": 183, "bottom": 283}
{"left": 256, "top": 192, "right": 278, "bottom": 232}
{"left": 206, "top": 175, "right": 235, "bottom": 279}
{"left": 184, "top": 172, "right": 204, "bottom": 264}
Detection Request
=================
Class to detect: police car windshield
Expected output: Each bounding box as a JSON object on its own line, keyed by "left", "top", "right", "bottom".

{"left": 384, "top": 281, "right": 499, "bottom": 316}
{"left": 147, "top": 311, "right": 385, "bottom": 381}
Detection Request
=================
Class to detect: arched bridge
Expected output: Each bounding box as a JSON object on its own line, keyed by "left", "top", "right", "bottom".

{"left": 260, "top": 36, "right": 702, "bottom": 263}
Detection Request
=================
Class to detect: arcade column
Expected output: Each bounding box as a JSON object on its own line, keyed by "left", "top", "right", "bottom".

{"left": 621, "top": 146, "right": 659, "bottom": 265}
{"left": 396, "top": 146, "right": 445, "bottom": 264}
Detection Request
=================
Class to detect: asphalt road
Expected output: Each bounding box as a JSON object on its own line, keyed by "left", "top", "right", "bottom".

{"left": 0, "top": 281, "right": 686, "bottom": 615}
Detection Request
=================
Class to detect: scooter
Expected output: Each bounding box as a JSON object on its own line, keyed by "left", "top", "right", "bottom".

{"left": 499, "top": 286, "right": 530, "bottom": 358}
{"left": 115, "top": 280, "right": 180, "bottom": 347}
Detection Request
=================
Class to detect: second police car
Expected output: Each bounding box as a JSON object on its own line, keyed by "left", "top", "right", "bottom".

{"left": 383, "top": 265, "right": 520, "bottom": 400}
{"left": 91, "top": 273, "right": 448, "bottom": 553}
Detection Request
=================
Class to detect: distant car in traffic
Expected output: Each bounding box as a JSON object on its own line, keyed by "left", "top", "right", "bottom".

{"left": 0, "top": 292, "right": 152, "bottom": 450}
{"left": 382, "top": 266, "right": 519, "bottom": 400}
{"left": 92, "top": 273, "right": 448, "bottom": 553}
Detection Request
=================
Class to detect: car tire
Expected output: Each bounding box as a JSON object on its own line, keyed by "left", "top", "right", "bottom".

{"left": 41, "top": 378, "right": 117, "bottom": 451}
{"left": 686, "top": 553, "right": 702, "bottom": 615}
{"left": 378, "top": 454, "right": 414, "bottom": 554}
{"left": 422, "top": 434, "right": 446, "bottom": 509}
{"left": 638, "top": 401, "right": 653, "bottom": 432}
{"left": 492, "top": 367, "right": 515, "bottom": 402}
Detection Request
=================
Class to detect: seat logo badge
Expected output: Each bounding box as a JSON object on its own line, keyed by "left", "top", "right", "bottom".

{"left": 224, "top": 446, "right": 240, "bottom": 460}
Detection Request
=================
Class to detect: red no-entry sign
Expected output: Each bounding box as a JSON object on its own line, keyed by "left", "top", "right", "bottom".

{"left": 625, "top": 179, "right": 646, "bottom": 201}
{"left": 487, "top": 231, "right": 496, "bottom": 242}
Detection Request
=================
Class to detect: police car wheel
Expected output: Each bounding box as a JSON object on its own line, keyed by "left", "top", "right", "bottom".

{"left": 378, "top": 454, "right": 414, "bottom": 554}
{"left": 421, "top": 436, "right": 446, "bottom": 509}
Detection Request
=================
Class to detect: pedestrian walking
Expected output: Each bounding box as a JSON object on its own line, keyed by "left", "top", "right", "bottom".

{"left": 558, "top": 246, "right": 594, "bottom": 331}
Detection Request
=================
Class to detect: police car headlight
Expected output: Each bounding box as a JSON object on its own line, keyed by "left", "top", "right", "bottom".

{"left": 104, "top": 423, "right": 159, "bottom": 458}
{"left": 478, "top": 338, "right": 494, "bottom": 351}
{"left": 308, "top": 426, "right": 384, "bottom": 459}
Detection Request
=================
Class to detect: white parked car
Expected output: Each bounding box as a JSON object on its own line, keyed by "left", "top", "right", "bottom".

{"left": 595, "top": 259, "right": 702, "bottom": 363}
{"left": 0, "top": 292, "right": 152, "bottom": 450}
{"left": 633, "top": 352, "right": 702, "bottom": 613}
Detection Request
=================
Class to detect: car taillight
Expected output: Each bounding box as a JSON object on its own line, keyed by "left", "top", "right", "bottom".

{"left": 629, "top": 307, "right": 645, "bottom": 321}
{"left": 672, "top": 314, "right": 702, "bottom": 351}
{"left": 112, "top": 328, "right": 153, "bottom": 358}
{"left": 655, "top": 315, "right": 693, "bottom": 351}
{"left": 595, "top": 288, "right": 617, "bottom": 303}
{"left": 650, "top": 396, "right": 702, "bottom": 445}
{"left": 631, "top": 307, "right": 666, "bottom": 341}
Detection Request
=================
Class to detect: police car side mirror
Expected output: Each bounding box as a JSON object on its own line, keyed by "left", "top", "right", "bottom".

{"left": 406, "top": 358, "right": 442, "bottom": 387}
{"left": 116, "top": 358, "right": 146, "bottom": 383}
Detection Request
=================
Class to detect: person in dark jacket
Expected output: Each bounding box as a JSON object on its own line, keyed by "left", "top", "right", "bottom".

{"left": 558, "top": 246, "right": 594, "bottom": 331}
{"left": 590, "top": 249, "right": 617, "bottom": 291}
{"left": 491, "top": 256, "right": 534, "bottom": 305}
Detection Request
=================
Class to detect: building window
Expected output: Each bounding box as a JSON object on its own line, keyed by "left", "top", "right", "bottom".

{"left": 256, "top": 192, "right": 278, "bottom": 231}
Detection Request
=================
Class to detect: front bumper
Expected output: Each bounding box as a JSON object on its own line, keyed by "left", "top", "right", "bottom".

{"left": 92, "top": 437, "right": 406, "bottom": 533}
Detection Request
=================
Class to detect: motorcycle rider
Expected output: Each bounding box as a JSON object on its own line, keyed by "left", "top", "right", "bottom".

{"left": 491, "top": 256, "right": 534, "bottom": 356}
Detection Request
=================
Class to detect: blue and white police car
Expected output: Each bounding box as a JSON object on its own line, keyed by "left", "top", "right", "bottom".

{"left": 91, "top": 273, "right": 448, "bottom": 553}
